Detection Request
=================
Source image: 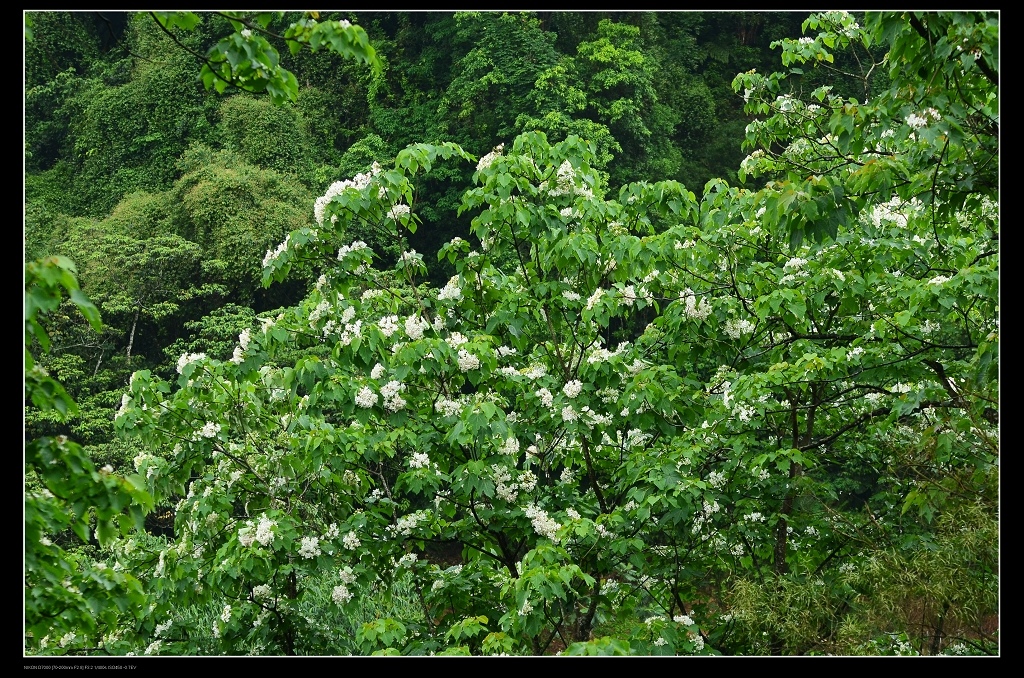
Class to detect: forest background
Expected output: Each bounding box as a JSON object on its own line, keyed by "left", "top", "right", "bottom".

{"left": 24, "top": 10, "right": 998, "bottom": 657}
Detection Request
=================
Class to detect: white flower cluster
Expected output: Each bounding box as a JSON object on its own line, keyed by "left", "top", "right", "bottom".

{"left": 535, "top": 387, "right": 554, "bottom": 408}
{"left": 399, "top": 248, "right": 421, "bottom": 266}
{"left": 309, "top": 298, "right": 331, "bottom": 324}
{"left": 906, "top": 108, "right": 941, "bottom": 129}
{"left": 446, "top": 331, "right": 469, "bottom": 349}
{"left": 625, "top": 429, "right": 652, "bottom": 449}
{"left": 252, "top": 584, "right": 272, "bottom": 599}
{"left": 262, "top": 235, "right": 290, "bottom": 269}
{"left": 674, "top": 614, "right": 695, "bottom": 627}
{"left": 499, "top": 435, "right": 520, "bottom": 457}
{"left": 585, "top": 288, "right": 605, "bottom": 311}
{"left": 409, "top": 451, "right": 430, "bottom": 469}
{"left": 476, "top": 143, "right": 504, "bottom": 172}
{"left": 405, "top": 314, "right": 430, "bottom": 340}
{"left": 681, "top": 289, "right": 712, "bottom": 320}
{"left": 254, "top": 515, "right": 276, "bottom": 546}
{"left": 336, "top": 241, "right": 371, "bottom": 264}
{"left": 355, "top": 386, "right": 378, "bottom": 409}
{"left": 230, "top": 328, "right": 252, "bottom": 364}
{"left": 523, "top": 504, "right": 561, "bottom": 541}
{"left": 176, "top": 352, "right": 206, "bottom": 374}
{"left": 560, "top": 206, "right": 581, "bottom": 221}
{"left": 724, "top": 318, "right": 755, "bottom": 339}
{"left": 494, "top": 464, "right": 518, "bottom": 502}
{"left": 390, "top": 510, "right": 428, "bottom": 536}
{"left": 776, "top": 93, "right": 796, "bottom": 112}
{"left": 691, "top": 499, "right": 721, "bottom": 538}
{"left": 380, "top": 379, "right": 407, "bottom": 412}
{"left": 435, "top": 396, "right": 464, "bottom": 417}
{"left": 541, "top": 159, "right": 593, "bottom": 198}
{"left": 577, "top": 406, "right": 612, "bottom": 429}
{"left": 332, "top": 584, "right": 353, "bottom": 605}
{"left": 116, "top": 392, "right": 133, "bottom": 419}
{"left": 299, "top": 536, "right": 322, "bottom": 559}
{"left": 133, "top": 454, "right": 152, "bottom": 475}
{"left": 315, "top": 164, "right": 382, "bottom": 225}
{"left": 377, "top": 315, "right": 399, "bottom": 337}
{"left": 523, "top": 364, "right": 547, "bottom": 379}
{"left": 199, "top": 421, "right": 221, "bottom": 439}
{"left": 457, "top": 349, "right": 480, "bottom": 372}
{"left": 562, "top": 380, "right": 583, "bottom": 399}
{"left": 343, "top": 531, "right": 361, "bottom": 550}
{"left": 927, "top": 275, "right": 951, "bottom": 285}
{"left": 388, "top": 203, "right": 411, "bottom": 220}
{"left": 438, "top": 276, "right": 462, "bottom": 301}
{"left": 689, "top": 631, "right": 705, "bottom": 651}
{"left": 620, "top": 284, "right": 652, "bottom": 307}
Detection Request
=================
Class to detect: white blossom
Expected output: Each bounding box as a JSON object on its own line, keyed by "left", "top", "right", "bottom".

{"left": 535, "top": 388, "right": 554, "bottom": 408}
{"left": 176, "top": 352, "right": 206, "bottom": 374}
{"left": 388, "top": 203, "right": 411, "bottom": 220}
{"left": 378, "top": 315, "right": 399, "bottom": 337}
{"left": 562, "top": 380, "right": 583, "bottom": 399}
{"left": 523, "top": 504, "right": 561, "bottom": 541}
{"left": 405, "top": 314, "right": 430, "bottom": 340}
{"left": 355, "top": 386, "right": 378, "bottom": 408}
{"left": 438, "top": 276, "right": 463, "bottom": 301}
{"left": 298, "top": 535, "right": 322, "bottom": 559}
{"left": 255, "top": 514, "right": 276, "bottom": 546}
{"left": 332, "top": 584, "right": 353, "bottom": 605}
{"left": 476, "top": 143, "right": 505, "bottom": 171}
{"left": 457, "top": 349, "right": 480, "bottom": 372}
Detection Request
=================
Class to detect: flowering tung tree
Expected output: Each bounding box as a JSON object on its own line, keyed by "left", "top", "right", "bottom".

{"left": 106, "top": 11, "right": 996, "bottom": 656}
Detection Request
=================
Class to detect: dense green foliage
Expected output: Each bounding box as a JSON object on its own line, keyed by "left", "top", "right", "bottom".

{"left": 25, "top": 11, "right": 997, "bottom": 656}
